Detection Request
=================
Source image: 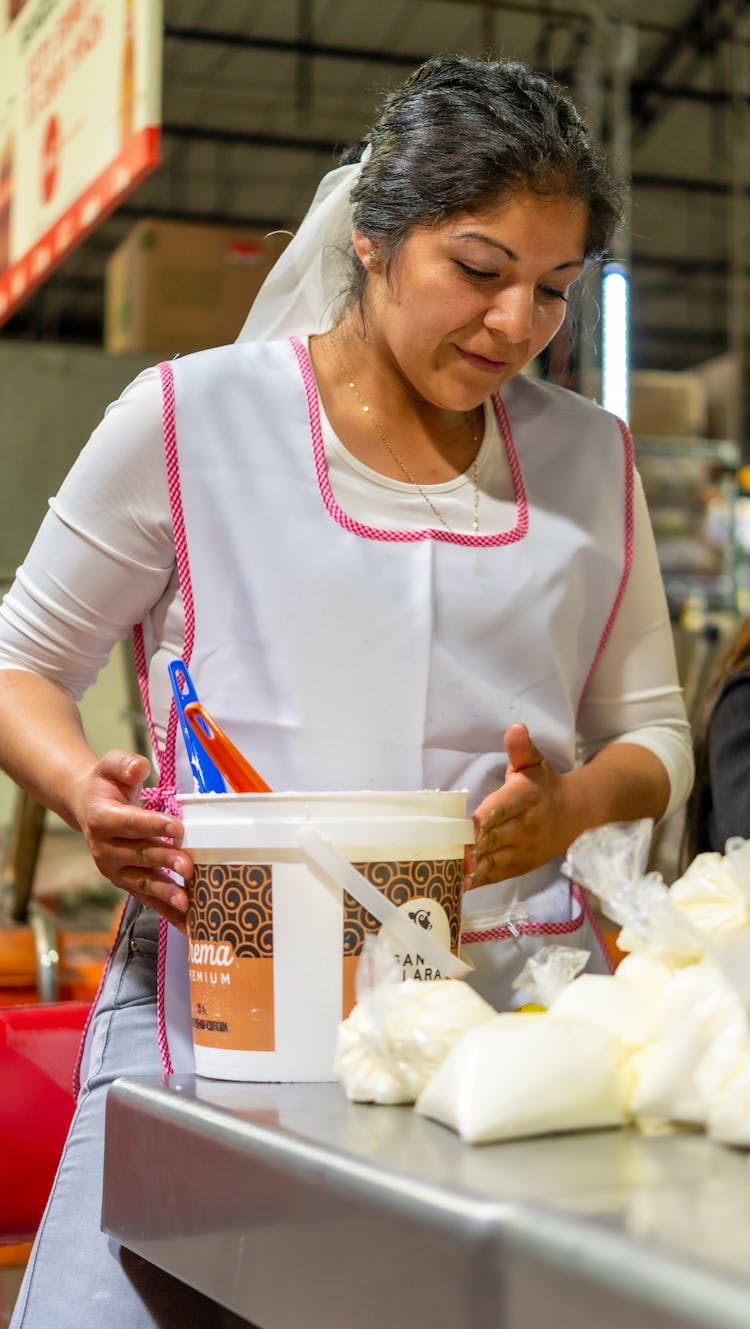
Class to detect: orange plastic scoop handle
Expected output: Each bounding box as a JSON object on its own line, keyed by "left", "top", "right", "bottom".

{"left": 183, "top": 702, "right": 272, "bottom": 794}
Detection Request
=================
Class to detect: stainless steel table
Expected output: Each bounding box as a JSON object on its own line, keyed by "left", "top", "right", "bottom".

{"left": 102, "top": 1075, "right": 750, "bottom": 1329}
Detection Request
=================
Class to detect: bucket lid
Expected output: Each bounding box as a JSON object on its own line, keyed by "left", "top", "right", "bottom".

{"left": 179, "top": 790, "right": 473, "bottom": 851}
{"left": 179, "top": 789, "right": 467, "bottom": 817}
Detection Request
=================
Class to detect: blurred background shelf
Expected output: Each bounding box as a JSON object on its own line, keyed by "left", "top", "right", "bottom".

{"left": 634, "top": 434, "right": 743, "bottom": 619}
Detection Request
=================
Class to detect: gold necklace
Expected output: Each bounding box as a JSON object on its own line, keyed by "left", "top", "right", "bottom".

{"left": 329, "top": 328, "right": 481, "bottom": 534}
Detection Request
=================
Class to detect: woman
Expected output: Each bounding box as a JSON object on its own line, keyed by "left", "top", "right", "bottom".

{"left": 683, "top": 618, "right": 750, "bottom": 860}
{"left": 1, "top": 55, "right": 691, "bottom": 1328}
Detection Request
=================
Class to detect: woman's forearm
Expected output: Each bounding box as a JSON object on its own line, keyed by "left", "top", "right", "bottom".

{"left": 0, "top": 668, "right": 99, "bottom": 827}
{"left": 0, "top": 666, "right": 191, "bottom": 926}
{"left": 564, "top": 740, "right": 671, "bottom": 839}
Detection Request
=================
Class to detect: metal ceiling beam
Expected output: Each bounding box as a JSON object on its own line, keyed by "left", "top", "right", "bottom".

{"left": 163, "top": 28, "right": 750, "bottom": 108}
{"left": 631, "top": 323, "right": 725, "bottom": 345}
{"left": 635, "top": 0, "right": 730, "bottom": 89}
{"left": 164, "top": 22, "right": 750, "bottom": 72}
{"left": 163, "top": 122, "right": 341, "bottom": 156}
{"left": 160, "top": 122, "right": 747, "bottom": 196}
{"left": 633, "top": 254, "right": 729, "bottom": 276}
{"left": 115, "top": 202, "right": 287, "bottom": 231}
{"left": 632, "top": 170, "right": 736, "bottom": 194}
{"left": 631, "top": 0, "right": 739, "bottom": 136}
{"left": 435, "top": 0, "right": 748, "bottom": 44}
{"left": 163, "top": 25, "right": 426, "bottom": 67}
{"left": 632, "top": 77, "right": 750, "bottom": 106}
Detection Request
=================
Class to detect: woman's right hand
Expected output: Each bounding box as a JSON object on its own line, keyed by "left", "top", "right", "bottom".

{"left": 70, "top": 749, "right": 194, "bottom": 930}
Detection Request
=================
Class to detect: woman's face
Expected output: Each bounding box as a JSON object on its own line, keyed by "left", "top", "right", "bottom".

{"left": 359, "top": 191, "right": 588, "bottom": 411}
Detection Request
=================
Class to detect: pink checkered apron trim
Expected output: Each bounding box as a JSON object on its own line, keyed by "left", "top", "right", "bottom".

{"left": 460, "top": 883, "right": 616, "bottom": 975}
{"left": 289, "top": 335, "right": 530, "bottom": 547}
{"left": 75, "top": 364, "right": 191, "bottom": 1089}
{"left": 77, "top": 364, "right": 190, "bottom": 1089}
{"left": 575, "top": 417, "right": 634, "bottom": 725}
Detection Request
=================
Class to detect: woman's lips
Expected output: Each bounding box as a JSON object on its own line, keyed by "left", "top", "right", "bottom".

{"left": 457, "top": 346, "right": 508, "bottom": 374}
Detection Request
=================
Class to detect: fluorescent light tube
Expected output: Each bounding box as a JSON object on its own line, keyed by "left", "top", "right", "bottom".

{"left": 601, "top": 261, "right": 629, "bottom": 423}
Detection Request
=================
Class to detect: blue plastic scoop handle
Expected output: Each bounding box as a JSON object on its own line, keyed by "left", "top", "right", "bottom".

{"left": 167, "top": 658, "right": 227, "bottom": 794}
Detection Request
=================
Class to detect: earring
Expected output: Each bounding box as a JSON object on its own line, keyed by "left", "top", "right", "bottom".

{"left": 367, "top": 249, "right": 379, "bottom": 266}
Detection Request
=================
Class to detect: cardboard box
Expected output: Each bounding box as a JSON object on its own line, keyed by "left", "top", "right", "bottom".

{"left": 692, "top": 354, "right": 739, "bottom": 440}
{"left": 628, "top": 369, "right": 707, "bottom": 439}
{"left": 104, "top": 218, "right": 291, "bottom": 354}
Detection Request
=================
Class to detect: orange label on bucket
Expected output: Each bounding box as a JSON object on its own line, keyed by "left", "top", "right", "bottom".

{"left": 187, "top": 864, "right": 275, "bottom": 1052}
{"left": 342, "top": 858, "right": 462, "bottom": 1017}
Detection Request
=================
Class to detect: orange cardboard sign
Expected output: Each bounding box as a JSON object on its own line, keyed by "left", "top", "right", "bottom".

{"left": 0, "top": 0, "right": 163, "bottom": 325}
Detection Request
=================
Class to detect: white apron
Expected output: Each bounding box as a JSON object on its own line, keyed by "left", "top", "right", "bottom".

{"left": 137, "top": 338, "right": 631, "bottom": 1071}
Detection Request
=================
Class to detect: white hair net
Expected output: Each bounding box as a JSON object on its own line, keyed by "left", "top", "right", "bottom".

{"left": 236, "top": 150, "right": 369, "bottom": 343}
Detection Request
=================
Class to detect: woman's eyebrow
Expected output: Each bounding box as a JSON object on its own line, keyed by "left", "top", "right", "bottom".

{"left": 449, "top": 229, "right": 584, "bottom": 271}
{"left": 449, "top": 229, "right": 519, "bottom": 258}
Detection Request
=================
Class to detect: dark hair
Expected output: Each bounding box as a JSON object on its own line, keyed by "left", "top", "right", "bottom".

{"left": 339, "top": 54, "right": 625, "bottom": 314}
{"left": 682, "top": 616, "right": 750, "bottom": 863}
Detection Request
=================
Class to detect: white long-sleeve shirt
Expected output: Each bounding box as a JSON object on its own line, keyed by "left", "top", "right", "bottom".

{"left": 0, "top": 363, "right": 693, "bottom": 817}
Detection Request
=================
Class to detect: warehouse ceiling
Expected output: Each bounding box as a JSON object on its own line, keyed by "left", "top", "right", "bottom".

{"left": 4, "top": 0, "right": 750, "bottom": 373}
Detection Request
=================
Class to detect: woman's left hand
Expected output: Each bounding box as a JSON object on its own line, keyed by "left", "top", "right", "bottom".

{"left": 467, "top": 723, "right": 577, "bottom": 889}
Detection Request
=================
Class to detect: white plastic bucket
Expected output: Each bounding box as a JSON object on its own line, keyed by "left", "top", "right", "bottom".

{"left": 180, "top": 790, "right": 473, "bottom": 1081}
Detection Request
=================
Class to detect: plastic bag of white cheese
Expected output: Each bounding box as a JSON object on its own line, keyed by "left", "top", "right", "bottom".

{"left": 414, "top": 1012, "right": 630, "bottom": 1143}
{"left": 669, "top": 844, "right": 750, "bottom": 936}
{"left": 628, "top": 960, "right": 747, "bottom": 1125}
{"left": 548, "top": 954, "right": 672, "bottom": 1054}
{"left": 705, "top": 1043, "right": 750, "bottom": 1147}
{"left": 335, "top": 977, "right": 496, "bottom": 1105}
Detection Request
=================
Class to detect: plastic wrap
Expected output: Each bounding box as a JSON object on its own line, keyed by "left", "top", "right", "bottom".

{"left": 563, "top": 820, "right": 703, "bottom": 964}
{"left": 511, "top": 945, "right": 589, "bottom": 1010}
{"left": 334, "top": 936, "right": 495, "bottom": 1104}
